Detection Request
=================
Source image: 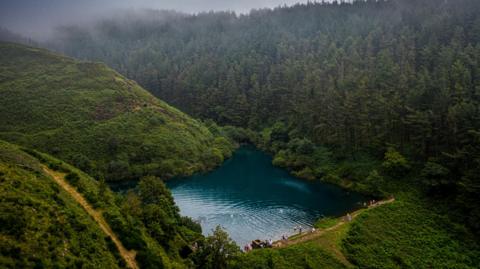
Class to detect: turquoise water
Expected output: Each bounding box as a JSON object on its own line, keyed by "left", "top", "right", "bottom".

{"left": 167, "top": 146, "right": 365, "bottom": 247}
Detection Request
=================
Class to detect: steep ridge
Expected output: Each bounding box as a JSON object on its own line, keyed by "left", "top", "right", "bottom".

{"left": 42, "top": 166, "right": 139, "bottom": 269}
{"left": 0, "top": 42, "right": 234, "bottom": 182}
{"left": 0, "top": 140, "right": 123, "bottom": 268}
{"left": 0, "top": 140, "right": 202, "bottom": 268}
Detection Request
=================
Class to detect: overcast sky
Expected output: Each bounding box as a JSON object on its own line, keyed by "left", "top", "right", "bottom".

{"left": 0, "top": 0, "right": 311, "bottom": 40}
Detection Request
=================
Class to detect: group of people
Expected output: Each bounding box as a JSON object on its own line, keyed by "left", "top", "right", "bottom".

{"left": 244, "top": 238, "right": 274, "bottom": 252}
{"left": 293, "top": 225, "right": 303, "bottom": 234}
{"left": 293, "top": 225, "right": 317, "bottom": 235}
{"left": 242, "top": 198, "right": 393, "bottom": 253}
{"left": 363, "top": 199, "right": 377, "bottom": 207}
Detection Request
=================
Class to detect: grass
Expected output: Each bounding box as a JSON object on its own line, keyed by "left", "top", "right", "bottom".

{"left": 0, "top": 140, "right": 122, "bottom": 268}
{"left": 231, "top": 209, "right": 360, "bottom": 268}
{"left": 301, "top": 223, "right": 353, "bottom": 267}
{"left": 20, "top": 144, "right": 196, "bottom": 268}
{"left": 1, "top": 140, "right": 206, "bottom": 268}
{"left": 0, "top": 42, "right": 235, "bottom": 182}
{"left": 236, "top": 193, "right": 480, "bottom": 269}
{"left": 342, "top": 193, "right": 480, "bottom": 269}
{"left": 314, "top": 217, "right": 341, "bottom": 229}
{"left": 229, "top": 243, "right": 348, "bottom": 269}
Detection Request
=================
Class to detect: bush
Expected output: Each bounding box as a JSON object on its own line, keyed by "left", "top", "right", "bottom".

{"left": 365, "top": 169, "right": 386, "bottom": 197}
{"left": 421, "top": 161, "right": 450, "bottom": 187}
{"left": 65, "top": 172, "right": 80, "bottom": 184}
{"left": 136, "top": 250, "right": 166, "bottom": 269}
{"left": 192, "top": 226, "right": 240, "bottom": 269}
{"left": 270, "top": 122, "right": 289, "bottom": 143}
{"left": 104, "top": 212, "right": 146, "bottom": 250}
{"left": 293, "top": 167, "right": 316, "bottom": 180}
{"left": 181, "top": 216, "right": 202, "bottom": 234}
{"left": 272, "top": 150, "right": 288, "bottom": 167}
{"left": 382, "top": 147, "right": 410, "bottom": 177}
{"left": 288, "top": 138, "right": 315, "bottom": 155}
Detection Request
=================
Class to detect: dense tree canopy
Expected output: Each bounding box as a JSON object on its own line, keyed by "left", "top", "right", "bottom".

{"left": 49, "top": 0, "right": 480, "bottom": 234}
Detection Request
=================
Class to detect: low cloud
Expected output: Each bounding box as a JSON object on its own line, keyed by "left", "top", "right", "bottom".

{"left": 0, "top": 0, "right": 312, "bottom": 40}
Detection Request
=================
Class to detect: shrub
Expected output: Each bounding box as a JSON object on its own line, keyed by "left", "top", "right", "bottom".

{"left": 382, "top": 147, "right": 410, "bottom": 177}
{"left": 365, "top": 169, "right": 386, "bottom": 197}
{"left": 421, "top": 161, "right": 450, "bottom": 187}
{"left": 294, "top": 167, "right": 316, "bottom": 180}
{"left": 272, "top": 150, "right": 288, "bottom": 167}
{"left": 270, "top": 122, "right": 289, "bottom": 143}
{"left": 181, "top": 216, "right": 202, "bottom": 234}
{"left": 136, "top": 250, "right": 166, "bottom": 269}
{"left": 192, "top": 226, "right": 240, "bottom": 269}
{"left": 104, "top": 211, "right": 146, "bottom": 250}
{"left": 65, "top": 172, "right": 80, "bottom": 184}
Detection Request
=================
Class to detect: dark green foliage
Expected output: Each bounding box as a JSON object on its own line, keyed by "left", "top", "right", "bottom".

{"left": 0, "top": 42, "right": 235, "bottom": 182}
{"left": 0, "top": 140, "right": 120, "bottom": 268}
{"left": 192, "top": 226, "right": 241, "bottom": 269}
{"left": 181, "top": 216, "right": 202, "bottom": 234}
{"left": 421, "top": 161, "right": 451, "bottom": 192}
{"left": 65, "top": 172, "right": 80, "bottom": 184}
{"left": 1, "top": 0, "right": 479, "bottom": 267}
{"left": 136, "top": 249, "right": 166, "bottom": 269}
{"left": 104, "top": 236, "right": 127, "bottom": 268}
{"left": 103, "top": 211, "right": 146, "bottom": 250}
{"left": 382, "top": 147, "right": 411, "bottom": 178}
{"left": 16, "top": 143, "right": 202, "bottom": 268}
{"left": 48, "top": 0, "right": 480, "bottom": 233}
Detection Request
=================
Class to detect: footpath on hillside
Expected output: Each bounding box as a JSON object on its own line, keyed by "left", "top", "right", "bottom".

{"left": 274, "top": 198, "right": 396, "bottom": 248}
{"left": 43, "top": 166, "right": 139, "bottom": 269}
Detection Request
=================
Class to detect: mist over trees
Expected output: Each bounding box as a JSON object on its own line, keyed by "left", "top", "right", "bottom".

{"left": 45, "top": 0, "right": 480, "bottom": 234}
{"left": 0, "top": 27, "right": 36, "bottom": 46}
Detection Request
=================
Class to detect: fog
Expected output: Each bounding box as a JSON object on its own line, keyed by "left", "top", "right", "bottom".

{"left": 0, "top": 0, "right": 314, "bottom": 41}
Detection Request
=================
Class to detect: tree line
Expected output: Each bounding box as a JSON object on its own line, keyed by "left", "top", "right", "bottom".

{"left": 48, "top": 0, "right": 480, "bottom": 234}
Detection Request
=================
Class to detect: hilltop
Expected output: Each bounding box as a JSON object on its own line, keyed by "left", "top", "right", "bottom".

{"left": 0, "top": 42, "right": 234, "bottom": 181}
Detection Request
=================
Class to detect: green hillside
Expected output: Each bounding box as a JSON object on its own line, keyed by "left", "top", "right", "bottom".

{"left": 0, "top": 42, "right": 234, "bottom": 182}
{"left": 49, "top": 0, "right": 480, "bottom": 233}
{"left": 0, "top": 140, "right": 122, "bottom": 268}
{"left": 0, "top": 139, "right": 209, "bottom": 268}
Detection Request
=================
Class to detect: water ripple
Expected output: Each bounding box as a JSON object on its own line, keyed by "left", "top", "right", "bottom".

{"left": 167, "top": 146, "right": 366, "bottom": 247}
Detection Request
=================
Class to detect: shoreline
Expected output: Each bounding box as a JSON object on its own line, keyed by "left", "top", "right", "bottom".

{"left": 271, "top": 197, "right": 395, "bottom": 248}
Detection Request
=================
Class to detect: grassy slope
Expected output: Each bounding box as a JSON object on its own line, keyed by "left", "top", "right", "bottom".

{"left": 1, "top": 139, "right": 200, "bottom": 268}
{"left": 23, "top": 144, "right": 198, "bottom": 268}
{"left": 239, "top": 195, "right": 480, "bottom": 269}
{"left": 229, "top": 244, "right": 347, "bottom": 269}
{"left": 343, "top": 193, "right": 480, "bottom": 269}
{"left": 0, "top": 140, "right": 122, "bottom": 268}
{"left": 0, "top": 42, "right": 234, "bottom": 181}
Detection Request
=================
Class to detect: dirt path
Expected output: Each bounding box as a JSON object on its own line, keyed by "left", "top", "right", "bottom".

{"left": 43, "top": 167, "right": 139, "bottom": 269}
{"left": 274, "top": 198, "right": 396, "bottom": 248}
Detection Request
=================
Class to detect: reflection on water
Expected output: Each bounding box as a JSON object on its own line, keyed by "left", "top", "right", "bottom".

{"left": 167, "top": 146, "right": 365, "bottom": 247}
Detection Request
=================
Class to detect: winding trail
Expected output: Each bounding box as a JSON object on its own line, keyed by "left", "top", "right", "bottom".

{"left": 274, "top": 198, "right": 396, "bottom": 248}
{"left": 43, "top": 166, "right": 139, "bottom": 269}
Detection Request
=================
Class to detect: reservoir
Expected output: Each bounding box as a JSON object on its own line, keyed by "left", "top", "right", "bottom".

{"left": 166, "top": 146, "right": 365, "bottom": 247}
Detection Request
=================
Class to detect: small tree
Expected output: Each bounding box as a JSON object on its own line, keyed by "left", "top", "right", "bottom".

{"left": 421, "top": 161, "right": 451, "bottom": 193}
{"left": 193, "top": 226, "right": 240, "bottom": 269}
{"left": 382, "top": 147, "right": 410, "bottom": 177}
{"left": 138, "top": 176, "right": 179, "bottom": 220}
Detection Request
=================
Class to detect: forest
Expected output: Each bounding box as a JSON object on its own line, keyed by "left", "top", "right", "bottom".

{"left": 48, "top": 0, "right": 480, "bottom": 235}
{"left": 1, "top": 0, "right": 480, "bottom": 268}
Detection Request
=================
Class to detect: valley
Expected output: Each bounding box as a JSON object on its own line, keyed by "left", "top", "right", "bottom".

{"left": 1, "top": 0, "right": 480, "bottom": 268}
